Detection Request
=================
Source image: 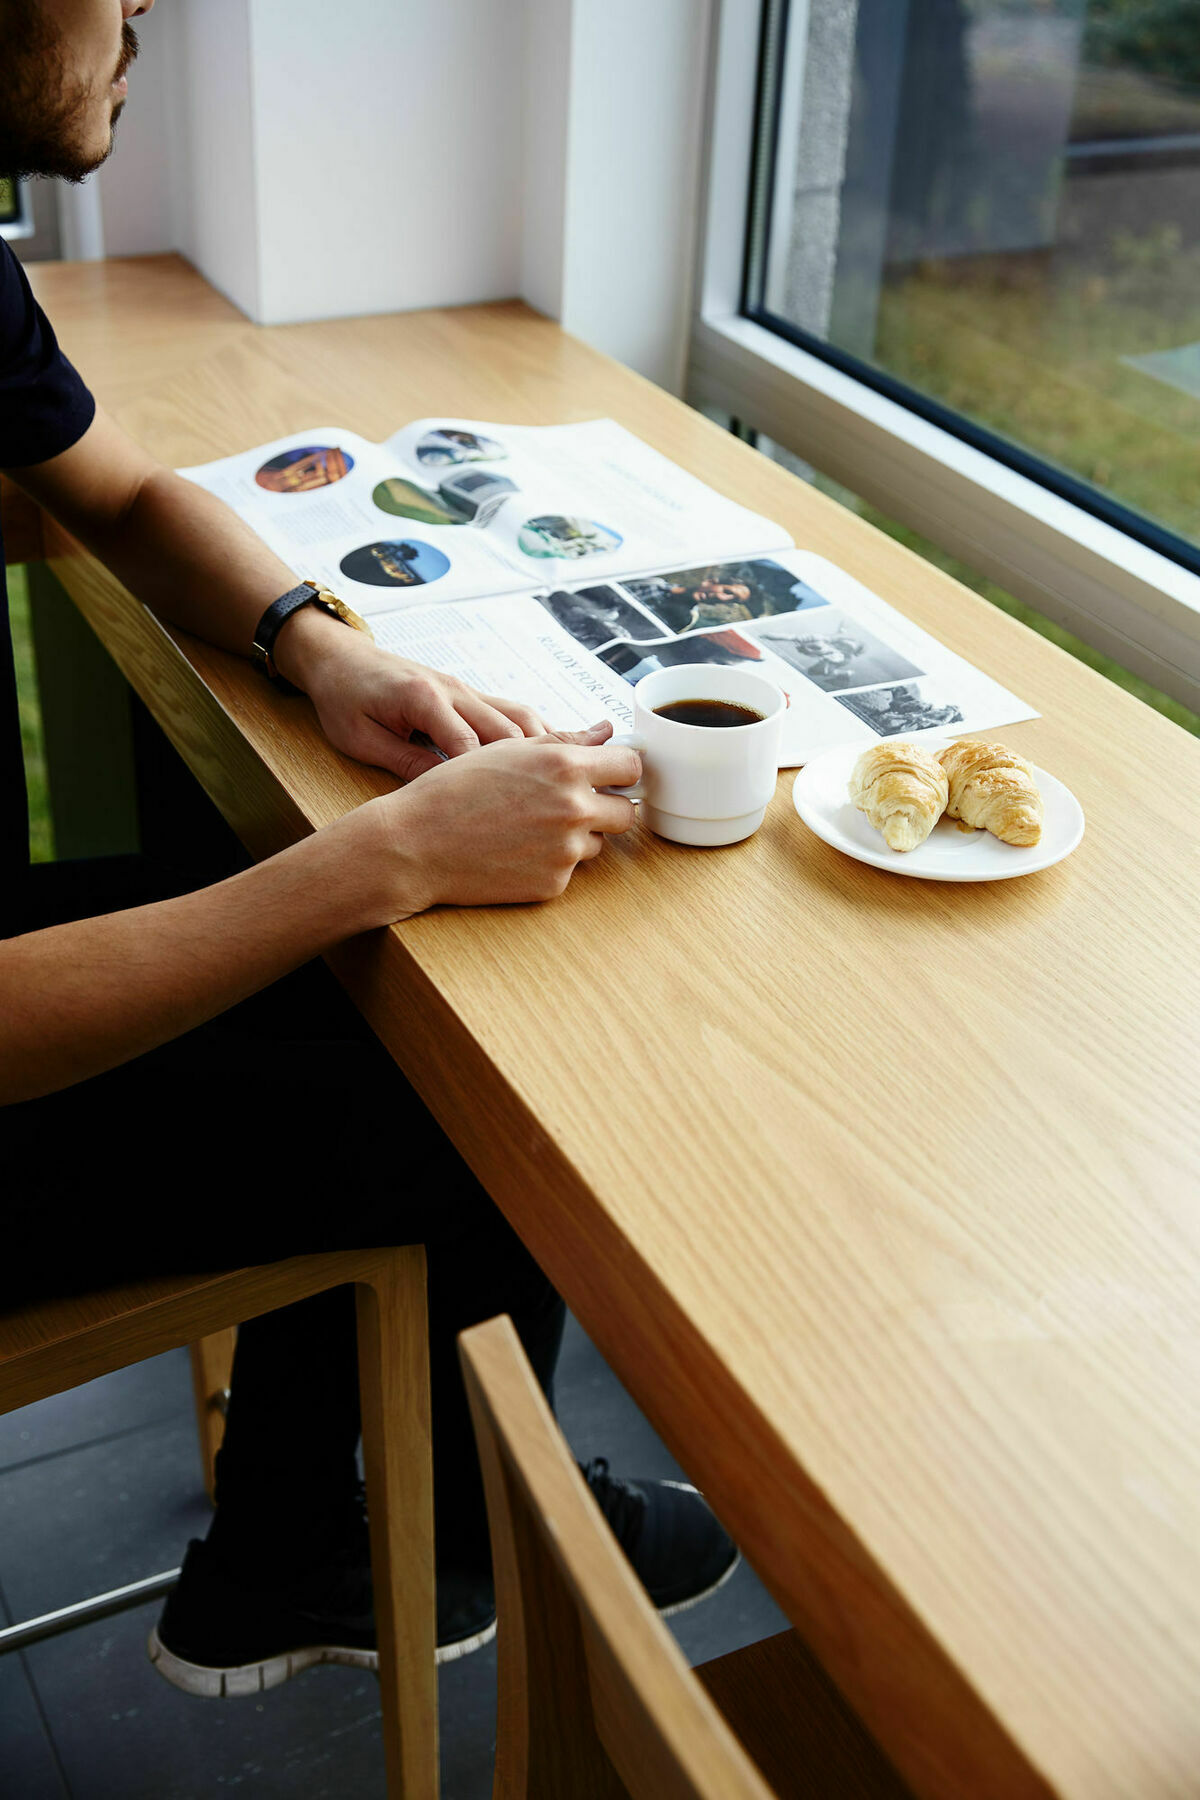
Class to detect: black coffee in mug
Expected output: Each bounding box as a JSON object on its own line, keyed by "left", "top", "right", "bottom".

{"left": 652, "top": 698, "right": 765, "bottom": 729}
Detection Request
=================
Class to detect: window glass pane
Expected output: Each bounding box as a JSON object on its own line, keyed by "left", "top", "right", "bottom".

{"left": 747, "top": 427, "right": 1200, "bottom": 734}
{"left": 0, "top": 175, "right": 22, "bottom": 228}
{"left": 752, "top": 0, "right": 1200, "bottom": 554}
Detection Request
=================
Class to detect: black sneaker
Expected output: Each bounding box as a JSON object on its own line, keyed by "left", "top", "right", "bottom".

{"left": 581, "top": 1458, "right": 740, "bottom": 1615}
{"left": 149, "top": 1462, "right": 736, "bottom": 1698}
{"left": 148, "top": 1537, "right": 495, "bottom": 1698}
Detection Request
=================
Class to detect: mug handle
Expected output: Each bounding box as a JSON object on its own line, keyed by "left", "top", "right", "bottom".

{"left": 600, "top": 731, "right": 647, "bottom": 801}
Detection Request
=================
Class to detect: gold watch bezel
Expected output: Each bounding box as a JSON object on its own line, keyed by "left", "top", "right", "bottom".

{"left": 301, "top": 579, "right": 374, "bottom": 641}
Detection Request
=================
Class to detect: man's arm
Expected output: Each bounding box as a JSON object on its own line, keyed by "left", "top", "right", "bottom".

{"left": 9, "top": 407, "right": 547, "bottom": 779}
{"left": 0, "top": 732, "right": 640, "bottom": 1105}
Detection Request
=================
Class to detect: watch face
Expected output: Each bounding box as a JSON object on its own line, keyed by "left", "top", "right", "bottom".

{"left": 297, "top": 582, "right": 371, "bottom": 638}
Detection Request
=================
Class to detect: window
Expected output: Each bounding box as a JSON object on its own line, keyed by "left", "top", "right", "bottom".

{"left": 1, "top": 175, "right": 60, "bottom": 257}
{"left": 752, "top": 0, "right": 1200, "bottom": 558}
{"left": 689, "top": 0, "right": 1200, "bottom": 713}
{"left": 0, "top": 175, "right": 28, "bottom": 236}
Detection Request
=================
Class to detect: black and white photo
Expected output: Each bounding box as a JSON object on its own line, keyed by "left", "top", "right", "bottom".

{"left": 835, "top": 682, "right": 965, "bottom": 736}
{"left": 415, "top": 426, "right": 507, "bottom": 467}
{"left": 598, "top": 627, "right": 766, "bottom": 686}
{"left": 538, "top": 585, "right": 666, "bottom": 651}
{"left": 623, "top": 558, "right": 830, "bottom": 635}
{"left": 752, "top": 610, "right": 923, "bottom": 692}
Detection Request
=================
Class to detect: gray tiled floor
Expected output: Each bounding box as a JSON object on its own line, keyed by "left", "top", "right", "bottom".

{"left": 0, "top": 1317, "right": 787, "bottom": 1798}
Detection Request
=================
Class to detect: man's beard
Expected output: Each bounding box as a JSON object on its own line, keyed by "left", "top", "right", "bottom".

{"left": 0, "top": 2, "right": 139, "bottom": 182}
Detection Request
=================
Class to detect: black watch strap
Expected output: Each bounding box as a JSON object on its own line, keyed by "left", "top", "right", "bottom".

{"left": 251, "top": 583, "right": 322, "bottom": 693}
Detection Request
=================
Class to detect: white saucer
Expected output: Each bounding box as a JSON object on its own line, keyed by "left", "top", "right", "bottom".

{"left": 792, "top": 744, "right": 1085, "bottom": 881}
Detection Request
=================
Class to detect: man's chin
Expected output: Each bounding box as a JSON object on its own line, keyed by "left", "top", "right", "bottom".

{"left": 0, "top": 85, "right": 124, "bottom": 183}
{"left": 67, "top": 111, "right": 121, "bottom": 178}
{"left": 3, "top": 129, "right": 117, "bottom": 184}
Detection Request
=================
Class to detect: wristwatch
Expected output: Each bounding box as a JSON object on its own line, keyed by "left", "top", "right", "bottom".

{"left": 251, "top": 580, "right": 374, "bottom": 693}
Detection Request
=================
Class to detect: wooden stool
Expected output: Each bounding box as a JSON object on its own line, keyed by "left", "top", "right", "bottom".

{"left": 460, "top": 1314, "right": 914, "bottom": 1800}
{"left": 0, "top": 1249, "right": 439, "bottom": 1799}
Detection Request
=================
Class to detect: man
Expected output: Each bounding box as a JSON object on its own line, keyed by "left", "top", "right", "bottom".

{"left": 629, "top": 571, "right": 757, "bottom": 635}
{"left": 0, "top": 0, "right": 737, "bottom": 1694}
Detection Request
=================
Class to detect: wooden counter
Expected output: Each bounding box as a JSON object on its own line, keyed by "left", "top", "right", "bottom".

{"left": 21, "top": 254, "right": 1200, "bottom": 1800}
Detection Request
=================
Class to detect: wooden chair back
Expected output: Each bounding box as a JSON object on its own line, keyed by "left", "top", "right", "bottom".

{"left": 461, "top": 1313, "right": 796, "bottom": 1800}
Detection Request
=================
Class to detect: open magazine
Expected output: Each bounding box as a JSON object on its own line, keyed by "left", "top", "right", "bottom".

{"left": 181, "top": 417, "right": 1037, "bottom": 767}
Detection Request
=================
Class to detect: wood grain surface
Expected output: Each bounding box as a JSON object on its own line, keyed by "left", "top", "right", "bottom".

{"left": 462, "top": 1312, "right": 913, "bottom": 1799}
{"left": 462, "top": 1311, "right": 782, "bottom": 1800}
{"left": 25, "top": 255, "right": 1200, "bottom": 1800}
{"left": 188, "top": 1328, "right": 235, "bottom": 1503}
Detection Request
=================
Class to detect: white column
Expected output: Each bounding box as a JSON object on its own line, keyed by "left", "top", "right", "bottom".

{"left": 523, "top": 0, "right": 714, "bottom": 394}
{"left": 58, "top": 179, "right": 106, "bottom": 262}
{"left": 161, "top": 0, "right": 262, "bottom": 317}
{"left": 521, "top": 0, "right": 573, "bottom": 322}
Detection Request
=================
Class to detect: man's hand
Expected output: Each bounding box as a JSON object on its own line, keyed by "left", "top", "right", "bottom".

{"left": 279, "top": 615, "right": 548, "bottom": 779}
{"left": 360, "top": 723, "right": 642, "bottom": 916}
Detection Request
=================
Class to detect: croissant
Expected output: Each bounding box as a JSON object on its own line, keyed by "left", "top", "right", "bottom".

{"left": 937, "top": 739, "right": 1043, "bottom": 846}
{"left": 848, "top": 742, "right": 949, "bottom": 852}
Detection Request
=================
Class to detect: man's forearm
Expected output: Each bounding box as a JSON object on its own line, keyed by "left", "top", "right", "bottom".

{"left": 78, "top": 464, "right": 348, "bottom": 690}
{"left": 0, "top": 807, "right": 395, "bottom": 1105}
{"left": 0, "top": 729, "right": 641, "bottom": 1104}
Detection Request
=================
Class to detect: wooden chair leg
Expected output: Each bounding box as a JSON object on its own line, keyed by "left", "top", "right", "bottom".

{"left": 189, "top": 1328, "right": 237, "bottom": 1504}
{"left": 356, "top": 1245, "right": 438, "bottom": 1800}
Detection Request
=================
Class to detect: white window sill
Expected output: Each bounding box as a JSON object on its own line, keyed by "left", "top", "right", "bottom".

{"left": 688, "top": 309, "right": 1200, "bottom": 715}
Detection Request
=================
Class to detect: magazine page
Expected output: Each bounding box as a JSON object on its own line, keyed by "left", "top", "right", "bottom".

{"left": 555, "top": 550, "right": 1038, "bottom": 763}
{"left": 179, "top": 429, "right": 534, "bottom": 611}
{"left": 379, "top": 417, "right": 793, "bottom": 585}
{"left": 368, "top": 595, "right": 638, "bottom": 733}
{"left": 180, "top": 429, "right": 393, "bottom": 553}
{"left": 369, "top": 549, "right": 1037, "bottom": 766}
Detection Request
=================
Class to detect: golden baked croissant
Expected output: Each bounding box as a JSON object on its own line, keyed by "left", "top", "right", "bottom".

{"left": 848, "top": 742, "right": 949, "bottom": 852}
{"left": 937, "top": 738, "right": 1043, "bottom": 846}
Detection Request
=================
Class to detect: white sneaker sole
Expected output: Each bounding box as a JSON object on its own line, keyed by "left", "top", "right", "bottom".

{"left": 147, "top": 1615, "right": 497, "bottom": 1697}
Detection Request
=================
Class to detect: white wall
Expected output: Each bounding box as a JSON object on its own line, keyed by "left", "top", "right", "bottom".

{"left": 555, "top": 0, "right": 713, "bottom": 394}
{"left": 88, "top": 0, "right": 710, "bottom": 392}
{"left": 171, "top": 0, "right": 261, "bottom": 316}
{"left": 249, "top": 0, "right": 523, "bottom": 325}
{"left": 521, "top": 0, "right": 573, "bottom": 322}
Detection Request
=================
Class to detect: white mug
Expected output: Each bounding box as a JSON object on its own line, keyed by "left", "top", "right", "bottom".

{"left": 608, "top": 664, "right": 785, "bottom": 846}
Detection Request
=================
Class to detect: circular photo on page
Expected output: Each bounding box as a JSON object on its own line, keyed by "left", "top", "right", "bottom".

{"left": 372, "top": 477, "right": 466, "bottom": 528}
{"left": 255, "top": 445, "right": 354, "bottom": 493}
{"left": 339, "top": 539, "right": 452, "bottom": 588}
{"left": 518, "top": 514, "right": 623, "bottom": 560}
{"left": 414, "top": 427, "right": 506, "bottom": 468}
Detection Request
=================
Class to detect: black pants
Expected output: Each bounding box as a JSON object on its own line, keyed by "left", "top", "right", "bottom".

{"left": 3, "top": 853, "right": 565, "bottom": 1580}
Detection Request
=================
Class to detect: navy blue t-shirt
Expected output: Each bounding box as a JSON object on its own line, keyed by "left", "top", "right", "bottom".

{"left": 0, "top": 239, "right": 96, "bottom": 897}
